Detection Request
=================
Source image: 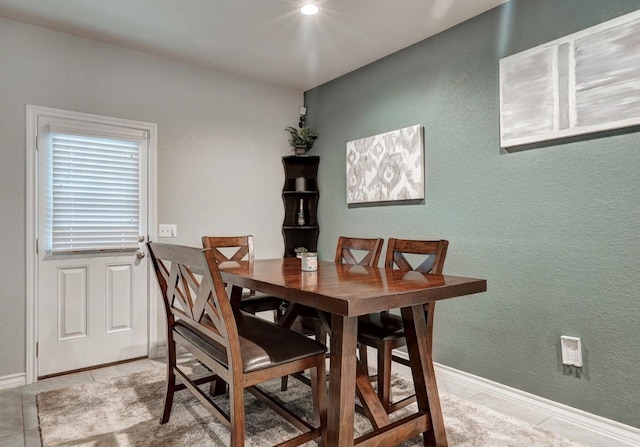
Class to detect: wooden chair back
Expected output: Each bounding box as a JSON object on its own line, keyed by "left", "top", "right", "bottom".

{"left": 148, "top": 242, "right": 243, "bottom": 376}
{"left": 202, "top": 235, "right": 287, "bottom": 316}
{"left": 384, "top": 238, "right": 449, "bottom": 274}
{"left": 202, "top": 235, "right": 254, "bottom": 263}
{"left": 335, "top": 236, "right": 383, "bottom": 267}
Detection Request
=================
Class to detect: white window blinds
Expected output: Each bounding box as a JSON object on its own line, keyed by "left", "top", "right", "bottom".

{"left": 49, "top": 130, "right": 143, "bottom": 254}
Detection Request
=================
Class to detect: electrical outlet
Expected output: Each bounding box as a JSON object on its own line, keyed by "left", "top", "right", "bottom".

{"left": 158, "top": 224, "right": 177, "bottom": 238}
{"left": 561, "top": 336, "right": 583, "bottom": 367}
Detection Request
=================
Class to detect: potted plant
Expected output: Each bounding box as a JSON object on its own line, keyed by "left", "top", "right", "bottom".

{"left": 294, "top": 246, "right": 308, "bottom": 258}
{"left": 285, "top": 126, "right": 318, "bottom": 155}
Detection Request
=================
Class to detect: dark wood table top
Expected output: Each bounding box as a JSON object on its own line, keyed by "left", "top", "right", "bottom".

{"left": 218, "top": 257, "right": 487, "bottom": 317}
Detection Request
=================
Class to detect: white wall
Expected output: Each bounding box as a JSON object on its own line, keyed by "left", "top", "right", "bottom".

{"left": 0, "top": 17, "right": 302, "bottom": 377}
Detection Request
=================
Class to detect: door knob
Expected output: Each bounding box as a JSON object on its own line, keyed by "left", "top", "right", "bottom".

{"left": 136, "top": 251, "right": 145, "bottom": 259}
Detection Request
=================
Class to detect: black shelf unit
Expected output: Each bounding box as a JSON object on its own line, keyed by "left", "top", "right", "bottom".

{"left": 282, "top": 155, "right": 319, "bottom": 257}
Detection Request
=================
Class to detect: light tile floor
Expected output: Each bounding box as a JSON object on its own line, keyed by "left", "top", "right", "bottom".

{"left": 0, "top": 356, "right": 635, "bottom": 447}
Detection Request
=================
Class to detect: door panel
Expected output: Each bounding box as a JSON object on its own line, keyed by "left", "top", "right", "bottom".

{"left": 106, "top": 264, "right": 134, "bottom": 333}
{"left": 37, "top": 113, "right": 149, "bottom": 377}
{"left": 57, "top": 266, "right": 88, "bottom": 340}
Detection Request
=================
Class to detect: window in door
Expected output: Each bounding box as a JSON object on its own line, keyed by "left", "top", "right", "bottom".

{"left": 45, "top": 128, "right": 144, "bottom": 255}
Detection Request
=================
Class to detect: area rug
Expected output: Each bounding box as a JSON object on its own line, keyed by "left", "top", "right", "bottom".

{"left": 37, "top": 364, "right": 586, "bottom": 447}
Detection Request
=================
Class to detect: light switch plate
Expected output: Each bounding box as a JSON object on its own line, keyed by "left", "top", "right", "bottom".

{"left": 159, "top": 224, "right": 177, "bottom": 238}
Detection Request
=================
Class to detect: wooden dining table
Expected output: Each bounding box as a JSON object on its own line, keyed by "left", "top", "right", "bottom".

{"left": 219, "top": 257, "right": 487, "bottom": 447}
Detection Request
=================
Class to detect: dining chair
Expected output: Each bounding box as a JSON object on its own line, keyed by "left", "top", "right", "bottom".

{"left": 202, "top": 235, "right": 284, "bottom": 322}
{"left": 308, "top": 236, "right": 384, "bottom": 344}
{"left": 281, "top": 236, "right": 383, "bottom": 390}
{"left": 148, "top": 242, "right": 327, "bottom": 447}
{"left": 357, "top": 238, "right": 449, "bottom": 413}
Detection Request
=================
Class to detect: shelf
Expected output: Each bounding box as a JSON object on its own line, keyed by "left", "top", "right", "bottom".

{"left": 282, "top": 156, "right": 319, "bottom": 257}
{"left": 282, "top": 155, "right": 320, "bottom": 161}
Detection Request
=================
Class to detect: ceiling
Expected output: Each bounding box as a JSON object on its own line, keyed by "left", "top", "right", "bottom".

{"left": 0, "top": 0, "right": 508, "bottom": 90}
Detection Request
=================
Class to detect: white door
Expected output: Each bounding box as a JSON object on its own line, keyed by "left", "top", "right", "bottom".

{"left": 36, "top": 112, "right": 150, "bottom": 377}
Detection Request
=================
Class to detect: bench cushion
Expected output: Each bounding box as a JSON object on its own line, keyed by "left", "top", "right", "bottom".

{"left": 174, "top": 310, "right": 326, "bottom": 373}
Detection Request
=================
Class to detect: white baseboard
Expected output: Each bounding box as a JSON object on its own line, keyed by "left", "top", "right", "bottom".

{"left": 427, "top": 359, "right": 640, "bottom": 446}
{"left": 0, "top": 372, "right": 26, "bottom": 390}
{"left": 155, "top": 344, "right": 167, "bottom": 360}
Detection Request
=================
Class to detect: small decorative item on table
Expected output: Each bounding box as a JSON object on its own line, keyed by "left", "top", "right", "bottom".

{"left": 301, "top": 252, "right": 318, "bottom": 271}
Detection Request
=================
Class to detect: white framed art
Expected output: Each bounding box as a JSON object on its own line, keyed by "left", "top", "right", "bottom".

{"left": 346, "top": 125, "right": 424, "bottom": 204}
{"left": 499, "top": 9, "right": 640, "bottom": 148}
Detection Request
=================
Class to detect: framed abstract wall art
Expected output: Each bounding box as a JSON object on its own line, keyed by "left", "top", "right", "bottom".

{"left": 346, "top": 125, "right": 424, "bottom": 204}
{"left": 499, "top": 9, "right": 640, "bottom": 149}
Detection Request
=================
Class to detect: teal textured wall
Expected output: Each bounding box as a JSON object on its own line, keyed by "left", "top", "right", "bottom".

{"left": 305, "top": 0, "right": 640, "bottom": 427}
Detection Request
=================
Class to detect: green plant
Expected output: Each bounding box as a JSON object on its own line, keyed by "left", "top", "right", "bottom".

{"left": 285, "top": 126, "right": 318, "bottom": 151}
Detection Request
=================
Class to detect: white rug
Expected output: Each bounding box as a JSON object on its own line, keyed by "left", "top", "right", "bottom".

{"left": 37, "top": 365, "right": 587, "bottom": 446}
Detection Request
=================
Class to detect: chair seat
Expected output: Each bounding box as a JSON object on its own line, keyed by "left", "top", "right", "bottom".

{"left": 174, "top": 310, "right": 326, "bottom": 373}
{"left": 358, "top": 313, "right": 405, "bottom": 342}
{"left": 239, "top": 293, "right": 284, "bottom": 314}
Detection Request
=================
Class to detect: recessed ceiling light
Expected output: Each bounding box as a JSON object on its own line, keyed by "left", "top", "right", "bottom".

{"left": 300, "top": 3, "right": 320, "bottom": 16}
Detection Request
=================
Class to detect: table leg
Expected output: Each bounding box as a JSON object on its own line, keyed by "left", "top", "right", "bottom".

{"left": 355, "top": 360, "right": 391, "bottom": 429}
{"left": 228, "top": 284, "right": 243, "bottom": 310}
{"left": 328, "top": 314, "right": 358, "bottom": 446}
{"left": 401, "top": 303, "right": 448, "bottom": 447}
